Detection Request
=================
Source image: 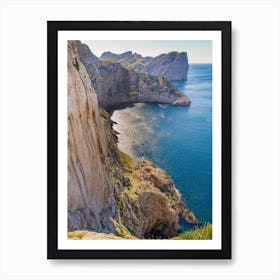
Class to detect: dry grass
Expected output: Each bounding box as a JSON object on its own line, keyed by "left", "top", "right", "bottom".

{"left": 172, "top": 223, "right": 212, "bottom": 240}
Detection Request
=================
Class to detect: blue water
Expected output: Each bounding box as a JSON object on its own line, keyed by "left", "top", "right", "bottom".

{"left": 111, "top": 64, "right": 212, "bottom": 230}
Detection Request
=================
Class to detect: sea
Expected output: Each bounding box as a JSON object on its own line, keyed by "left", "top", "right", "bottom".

{"left": 111, "top": 64, "right": 212, "bottom": 232}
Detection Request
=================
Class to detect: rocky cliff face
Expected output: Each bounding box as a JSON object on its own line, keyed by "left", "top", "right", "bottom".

{"left": 73, "top": 41, "right": 190, "bottom": 110}
{"left": 101, "top": 51, "right": 189, "bottom": 81}
{"left": 68, "top": 42, "right": 121, "bottom": 233}
{"left": 67, "top": 41, "right": 197, "bottom": 238}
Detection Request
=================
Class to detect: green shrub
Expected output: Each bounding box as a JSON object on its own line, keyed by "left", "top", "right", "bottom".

{"left": 172, "top": 223, "right": 212, "bottom": 240}
{"left": 115, "top": 223, "right": 134, "bottom": 239}
{"left": 118, "top": 149, "right": 134, "bottom": 170}
{"left": 72, "top": 57, "right": 80, "bottom": 71}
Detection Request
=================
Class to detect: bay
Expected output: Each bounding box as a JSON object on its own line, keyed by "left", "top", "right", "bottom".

{"left": 111, "top": 64, "right": 212, "bottom": 231}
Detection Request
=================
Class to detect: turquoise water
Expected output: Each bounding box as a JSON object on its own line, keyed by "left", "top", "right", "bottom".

{"left": 111, "top": 64, "right": 212, "bottom": 230}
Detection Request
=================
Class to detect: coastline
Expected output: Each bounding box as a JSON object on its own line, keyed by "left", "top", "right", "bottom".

{"left": 110, "top": 103, "right": 201, "bottom": 234}
{"left": 107, "top": 99, "right": 190, "bottom": 115}
{"left": 68, "top": 40, "right": 203, "bottom": 239}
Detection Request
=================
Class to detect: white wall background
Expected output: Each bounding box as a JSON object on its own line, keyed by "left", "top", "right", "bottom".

{"left": 0, "top": 0, "right": 279, "bottom": 279}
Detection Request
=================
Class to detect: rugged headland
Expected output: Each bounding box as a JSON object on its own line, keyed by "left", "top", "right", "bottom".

{"left": 68, "top": 41, "right": 197, "bottom": 239}
{"left": 73, "top": 41, "right": 190, "bottom": 111}
{"left": 100, "top": 50, "right": 189, "bottom": 81}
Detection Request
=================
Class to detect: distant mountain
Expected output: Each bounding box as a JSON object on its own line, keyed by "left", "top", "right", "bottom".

{"left": 100, "top": 51, "right": 189, "bottom": 81}
{"left": 101, "top": 51, "right": 132, "bottom": 61}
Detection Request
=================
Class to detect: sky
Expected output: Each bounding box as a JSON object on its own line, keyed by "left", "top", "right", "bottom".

{"left": 82, "top": 40, "right": 212, "bottom": 63}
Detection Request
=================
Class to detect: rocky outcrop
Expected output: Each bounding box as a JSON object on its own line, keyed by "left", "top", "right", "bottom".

{"left": 117, "top": 157, "right": 198, "bottom": 239}
{"left": 72, "top": 41, "right": 190, "bottom": 110}
{"left": 67, "top": 41, "right": 197, "bottom": 239}
{"left": 101, "top": 51, "right": 189, "bottom": 81}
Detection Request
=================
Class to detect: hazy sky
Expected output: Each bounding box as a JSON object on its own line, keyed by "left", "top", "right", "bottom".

{"left": 82, "top": 40, "right": 212, "bottom": 63}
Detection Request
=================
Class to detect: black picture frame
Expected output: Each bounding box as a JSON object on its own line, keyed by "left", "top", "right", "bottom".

{"left": 47, "top": 21, "right": 231, "bottom": 259}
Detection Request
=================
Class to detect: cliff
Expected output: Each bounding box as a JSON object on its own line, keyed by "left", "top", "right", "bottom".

{"left": 101, "top": 51, "right": 189, "bottom": 81}
{"left": 68, "top": 42, "right": 120, "bottom": 233}
{"left": 67, "top": 41, "right": 197, "bottom": 239}
{"left": 73, "top": 41, "right": 190, "bottom": 111}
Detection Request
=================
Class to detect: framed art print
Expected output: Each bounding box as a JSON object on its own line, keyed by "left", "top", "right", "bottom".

{"left": 47, "top": 21, "right": 231, "bottom": 259}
